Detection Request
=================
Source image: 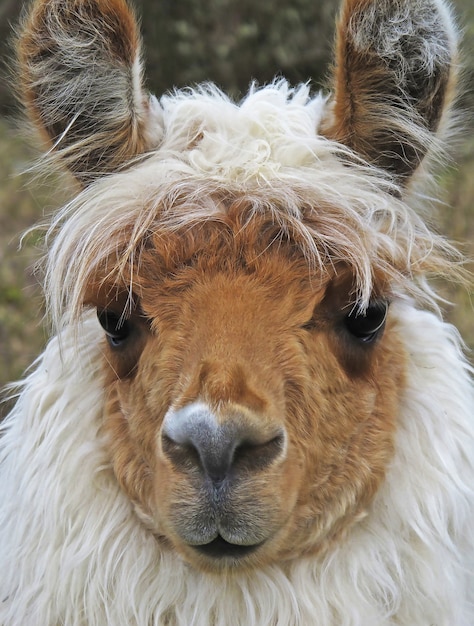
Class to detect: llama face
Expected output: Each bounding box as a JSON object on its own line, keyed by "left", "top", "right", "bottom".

{"left": 92, "top": 222, "right": 404, "bottom": 572}
{"left": 16, "top": 0, "right": 460, "bottom": 576}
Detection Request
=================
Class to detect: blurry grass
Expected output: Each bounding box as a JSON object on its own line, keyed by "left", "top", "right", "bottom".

{"left": 0, "top": 117, "right": 473, "bottom": 419}
{"left": 0, "top": 118, "right": 70, "bottom": 416}
{"left": 436, "top": 143, "right": 474, "bottom": 349}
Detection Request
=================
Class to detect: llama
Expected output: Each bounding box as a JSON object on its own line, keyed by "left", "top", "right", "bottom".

{"left": 1, "top": 0, "right": 473, "bottom": 624}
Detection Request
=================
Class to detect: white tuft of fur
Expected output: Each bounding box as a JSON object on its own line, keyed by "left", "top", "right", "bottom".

{"left": 0, "top": 305, "right": 472, "bottom": 625}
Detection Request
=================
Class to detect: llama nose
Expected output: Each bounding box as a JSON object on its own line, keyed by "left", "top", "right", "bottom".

{"left": 161, "top": 403, "right": 285, "bottom": 484}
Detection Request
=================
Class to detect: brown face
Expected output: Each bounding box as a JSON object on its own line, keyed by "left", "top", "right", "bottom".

{"left": 95, "top": 232, "right": 406, "bottom": 573}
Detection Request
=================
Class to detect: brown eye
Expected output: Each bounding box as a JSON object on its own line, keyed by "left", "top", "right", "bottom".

{"left": 344, "top": 301, "right": 388, "bottom": 344}
{"left": 97, "top": 310, "right": 132, "bottom": 348}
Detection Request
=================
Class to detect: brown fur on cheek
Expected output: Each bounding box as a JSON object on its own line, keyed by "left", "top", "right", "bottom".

{"left": 100, "top": 326, "right": 190, "bottom": 532}
{"left": 102, "top": 382, "right": 155, "bottom": 518}
{"left": 271, "top": 322, "right": 407, "bottom": 561}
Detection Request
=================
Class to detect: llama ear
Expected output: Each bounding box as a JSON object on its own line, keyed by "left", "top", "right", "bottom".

{"left": 17, "top": 0, "right": 163, "bottom": 184}
{"left": 322, "top": 0, "right": 458, "bottom": 181}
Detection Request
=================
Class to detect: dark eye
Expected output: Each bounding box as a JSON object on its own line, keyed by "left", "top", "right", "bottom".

{"left": 344, "top": 301, "right": 388, "bottom": 344}
{"left": 97, "top": 310, "right": 132, "bottom": 348}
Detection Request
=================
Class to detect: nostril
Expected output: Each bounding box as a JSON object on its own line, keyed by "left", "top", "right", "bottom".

{"left": 233, "top": 431, "right": 286, "bottom": 473}
{"left": 161, "top": 433, "right": 203, "bottom": 474}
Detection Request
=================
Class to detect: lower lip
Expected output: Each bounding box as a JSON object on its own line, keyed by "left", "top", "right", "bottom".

{"left": 192, "top": 535, "right": 262, "bottom": 559}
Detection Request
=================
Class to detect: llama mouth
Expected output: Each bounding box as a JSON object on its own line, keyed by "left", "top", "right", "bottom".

{"left": 192, "top": 535, "right": 262, "bottom": 559}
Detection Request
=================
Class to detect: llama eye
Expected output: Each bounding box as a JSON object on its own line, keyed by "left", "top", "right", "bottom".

{"left": 344, "top": 301, "right": 388, "bottom": 344}
{"left": 97, "top": 310, "right": 132, "bottom": 348}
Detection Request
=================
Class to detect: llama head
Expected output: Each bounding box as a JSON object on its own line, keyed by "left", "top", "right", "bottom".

{"left": 17, "top": 0, "right": 461, "bottom": 572}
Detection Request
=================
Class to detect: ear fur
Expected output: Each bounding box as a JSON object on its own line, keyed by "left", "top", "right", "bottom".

{"left": 17, "top": 0, "right": 162, "bottom": 184}
{"left": 322, "top": 0, "right": 458, "bottom": 181}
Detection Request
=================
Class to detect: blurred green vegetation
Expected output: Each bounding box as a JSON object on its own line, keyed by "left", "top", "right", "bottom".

{"left": 0, "top": 119, "right": 71, "bottom": 393}
{"left": 0, "top": 0, "right": 473, "bottom": 414}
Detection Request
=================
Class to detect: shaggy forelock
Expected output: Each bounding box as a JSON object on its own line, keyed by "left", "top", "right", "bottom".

{"left": 41, "top": 82, "right": 462, "bottom": 328}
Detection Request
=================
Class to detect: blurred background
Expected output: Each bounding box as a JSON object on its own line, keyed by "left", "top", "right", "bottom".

{"left": 0, "top": 0, "right": 473, "bottom": 411}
